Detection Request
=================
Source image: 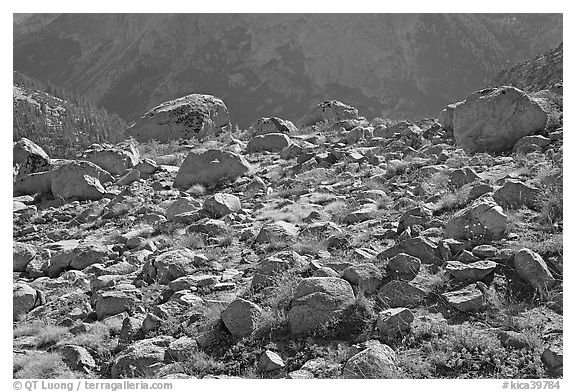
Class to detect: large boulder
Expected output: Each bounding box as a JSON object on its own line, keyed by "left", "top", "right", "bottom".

{"left": 445, "top": 199, "right": 507, "bottom": 244}
{"left": 451, "top": 86, "right": 548, "bottom": 153}
{"left": 287, "top": 277, "right": 355, "bottom": 334}
{"left": 126, "top": 94, "right": 230, "bottom": 142}
{"left": 246, "top": 133, "right": 292, "bottom": 153}
{"left": 302, "top": 100, "right": 359, "bottom": 126}
{"left": 249, "top": 117, "right": 298, "bottom": 136}
{"left": 342, "top": 342, "right": 398, "bottom": 378}
{"left": 50, "top": 161, "right": 113, "bottom": 201}
{"left": 173, "top": 149, "right": 250, "bottom": 189}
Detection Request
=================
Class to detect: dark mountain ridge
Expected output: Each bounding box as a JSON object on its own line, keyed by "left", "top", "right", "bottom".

{"left": 14, "top": 13, "right": 562, "bottom": 128}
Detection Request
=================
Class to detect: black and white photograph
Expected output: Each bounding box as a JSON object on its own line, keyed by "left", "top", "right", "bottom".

{"left": 8, "top": 4, "right": 566, "bottom": 386}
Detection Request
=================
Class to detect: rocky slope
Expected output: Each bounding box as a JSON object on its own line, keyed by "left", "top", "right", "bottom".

{"left": 13, "top": 83, "right": 563, "bottom": 379}
{"left": 13, "top": 14, "right": 562, "bottom": 127}
{"left": 491, "top": 43, "right": 563, "bottom": 93}
{"left": 13, "top": 71, "right": 127, "bottom": 159}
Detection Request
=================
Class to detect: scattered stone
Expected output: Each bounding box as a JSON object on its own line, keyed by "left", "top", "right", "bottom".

{"left": 221, "top": 298, "right": 263, "bottom": 338}
{"left": 342, "top": 343, "right": 398, "bottom": 378}
{"left": 13, "top": 282, "right": 45, "bottom": 320}
{"left": 59, "top": 345, "right": 96, "bottom": 372}
{"left": 378, "top": 280, "right": 427, "bottom": 308}
{"left": 287, "top": 277, "right": 355, "bottom": 334}
{"left": 342, "top": 263, "right": 383, "bottom": 294}
{"left": 445, "top": 260, "right": 497, "bottom": 282}
{"left": 143, "top": 249, "right": 205, "bottom": 284}
{"left": 493, "top": 180, "right": 540, "bottom": 209}
{"left": 203, "top": 193, "right": 241, "bottom": 218}
{"left": 13, "top": 242, "right": 37, "bottom": 272}
{"left": 513, "top": 248, "right": 556, "bottom": 294}
{"left": 255, "top": 221, "right": 299, "bottom": 244}
{"left": 111, "top": 336, "right": 174, "bottom": 378}
{"left": 445, "top": 199, "right": 507, "bottom": 244}
{"left": 386, "top": 253, "right": 421, "bottom": 281}
{"left": 376, "top": 308, "right": 414, "bottom": 337}
{"left": 258, "top": 350, "right": 285, "bottom": 372}
{"left": 442, "top": 284, "right": 485, "bottom": 312}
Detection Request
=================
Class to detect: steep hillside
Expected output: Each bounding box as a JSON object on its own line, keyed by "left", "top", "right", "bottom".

{"left": 13, "top": 14, "right": 562, "bottom": 127}
{"left": 13, "top": 71, "right": 127, "bottom": 158}
{"left": 491, "top": 43, "right": 563, "bottom": 92}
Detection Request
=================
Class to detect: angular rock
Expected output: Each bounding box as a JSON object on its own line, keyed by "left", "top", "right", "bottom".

{"left": 255, "top": 221, "right": 299, "bottom": 244}
{"left": 203, "top": 193, "right": 241, "bottom": 218}
{"left": 95, "top": 289, "right": 141, "bottom": 320}
{"left": 47, "top": 241, "right": 113, "bottom": 278}
{"left": 342, "top": 343, "right": 398, "bottom": 378}
{"left": 174, "top": 149, "right": 250, "bottom": 188}
{"left": 445, "top": 260, "right": 497, "bottom": 282}
{"left": 13, "top": 282, "right": 45, "bottom": 320}
{"left": 111, "top": 336, "right": 174, "bottom": 378}
{"left": 376, "top": 308, "right": 415, "bottom": 337}
{"left": 493, "top": 180, "right": 540, "bottom": 209}
{"left": 342, "top": 263, "right": 383, "bottom": 294}
{"left": 258, "top": 350, "right": 285, "bottom": 372}
{"left": 13, "top": 171, "right": 53, "bottom": 197}
{"left": 13, "top": 137, "right": 51, "bottom": 178}
{"left": 59, "top": 345, "right": 96, "bottom": 372}
{"left": 221, "top": 298, "right": 263, "bottom": 338}
{"left": 378, "top": 236, "right": 440, "bottom": 265}
{"left": 249, "top": 117, "right": 298, "bottom": 136}
{"left": 50, "top": 161, "right": 113, "bottom": 201}
{"left": 166, "top": 197, "right": 201, "bottom": 221}
{"left": 452, "top": 86, "right": 548, "bottom": 153}
{"left": 378, "top": 280, "right": 427, "bottom": 308}
{"left": 287, "top": 277, "right": 355, "bottom": 334}
{"left": 513, "top": 248, "right": 556, "bottom": 293}
{"left": 143, "top": 249, "right": 202, "bottom": 284}
{"left": 445, "top": 199, "right": 507, "bottom": 244}
{"left": 442, "top": 284, "right": 485, "bottom": 312}
{"left": 302, "top": 100, "right": 359, "bottom": 126}
{"left": 397, "top": 205, "right": 433, "bottom": 234}
{"left": 13, "top": 242, "right": 37, "bottom": 272}
{"left": 450, "top": 167, "right": 482, "bottom": 188}
{"left": 386, "top": 253, "right": 421, "bottom": 281}
{"left": 127, "top": 94, "right": 230, "bottom": 142}
{"left": 83, "top": 143, "right": 139, "bottom": 176}
{"left": 165, "top": 336, "right": 198, "bottom": 362}
{"left": 247, "top": 133, "right": 292, "bottom": 153}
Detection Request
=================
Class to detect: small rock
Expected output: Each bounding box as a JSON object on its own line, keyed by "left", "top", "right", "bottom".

{"left": 376, "top": 308, "right": 415, "bottom": 337}
{"left": 221, "top": 298, "right": 263, "bottom": 338}
{"left": 258, "top": 350, "right": 285, "bottom": 372}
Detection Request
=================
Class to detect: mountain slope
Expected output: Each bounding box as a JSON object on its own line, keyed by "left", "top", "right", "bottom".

{"left": 13, "top": 71, "right": 127, "bottom": 158}
{"left": 491, "top": 42, "right": 563, "bottom": 92}
{"left": 13, "top": 14, "right": 562, "bottom": 127}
